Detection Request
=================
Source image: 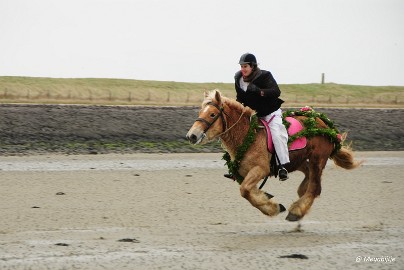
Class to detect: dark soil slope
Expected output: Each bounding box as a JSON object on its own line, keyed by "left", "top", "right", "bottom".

{"left": 0, "top": 104, "right": 403, "bottom": 155}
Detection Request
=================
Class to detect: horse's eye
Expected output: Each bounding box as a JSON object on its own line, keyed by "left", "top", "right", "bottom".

{"left": 210, "top": 113, "right": 216, "bottom": 118}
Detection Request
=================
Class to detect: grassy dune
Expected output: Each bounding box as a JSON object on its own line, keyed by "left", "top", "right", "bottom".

{"left": 1, "top": 76, "right": 403, "bottom": 107}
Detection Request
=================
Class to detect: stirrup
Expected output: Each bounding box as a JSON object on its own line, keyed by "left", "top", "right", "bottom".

{"left": 278, "top": 167, "right": 289, "bottom": 181}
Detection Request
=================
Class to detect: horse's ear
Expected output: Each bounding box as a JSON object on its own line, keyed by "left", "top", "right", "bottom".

{"left": 204, "top": 91, "right": 209, "bottom": 98}
{"left": 214, "top": 90, "right": 221, "bottom": 104}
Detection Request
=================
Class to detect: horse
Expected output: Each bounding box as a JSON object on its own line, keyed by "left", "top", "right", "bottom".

{"left": 186, "top": 90, "right": 362, "bottom": 222}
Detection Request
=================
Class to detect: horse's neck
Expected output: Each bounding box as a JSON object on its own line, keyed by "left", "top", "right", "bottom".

{"left": 221, "top": 108, "right": 250, "bottom": 159}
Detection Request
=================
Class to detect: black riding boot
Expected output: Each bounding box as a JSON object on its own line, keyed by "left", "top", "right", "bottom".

{"left": 278, "top": 165, "right": 289, "bottom": 181}
{"left": 224, "top": 173, "right": 234, "bottom": 180}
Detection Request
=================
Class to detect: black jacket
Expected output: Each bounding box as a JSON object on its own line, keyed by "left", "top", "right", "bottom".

{"left": 235, "top": 70, "right": 283, "bottom": 117}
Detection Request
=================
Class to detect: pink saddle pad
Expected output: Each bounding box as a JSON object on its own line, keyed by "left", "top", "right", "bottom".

{"left": 260, "top": 116, "right": 307, "bottom": 153}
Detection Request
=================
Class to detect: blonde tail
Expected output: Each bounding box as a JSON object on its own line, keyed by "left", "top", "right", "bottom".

{"left": 331, "top": 144, "right": 363, "bottom": 169}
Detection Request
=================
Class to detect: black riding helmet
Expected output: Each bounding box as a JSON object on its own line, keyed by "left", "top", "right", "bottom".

{"left": 239, "top": 53, "right": 257, "bottom": 65}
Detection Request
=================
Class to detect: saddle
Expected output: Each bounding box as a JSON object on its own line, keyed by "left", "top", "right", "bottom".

{"left": 259, "top": 116, "right": 307, "bottom": 153}
{"left": 258, "top": 116, "right": 307, "bottom": 180}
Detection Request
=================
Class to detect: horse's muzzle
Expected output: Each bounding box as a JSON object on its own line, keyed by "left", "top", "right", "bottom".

{"left": 186, "top": 129, "right": 205, "bottom": 145}
{"left": 186, "top": 133, "right": 198, "bottom": 144}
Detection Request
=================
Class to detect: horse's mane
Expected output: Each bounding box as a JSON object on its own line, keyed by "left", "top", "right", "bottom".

{"left": 202, "top": 90, "right": 254, "bottom": 117}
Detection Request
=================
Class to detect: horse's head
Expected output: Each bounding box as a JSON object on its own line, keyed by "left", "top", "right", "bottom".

{"left": 186, "top": 90, "right": 227, "bottom": 145}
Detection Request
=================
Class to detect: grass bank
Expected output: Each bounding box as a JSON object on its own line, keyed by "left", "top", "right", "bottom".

{"left": 1, "top": 76, "right": 403, "bottom": 107}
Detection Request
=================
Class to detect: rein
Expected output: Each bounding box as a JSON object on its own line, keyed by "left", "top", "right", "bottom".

{"left": 215, "top": 107, "right": 246, "bottom": 138}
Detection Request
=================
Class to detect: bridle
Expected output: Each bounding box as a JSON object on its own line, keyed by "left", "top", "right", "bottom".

{"left": 195, "top": 102, "right": 228, "bottom": 135}
{"left": 195, "top": 101, "right": 247, "bottom": 140}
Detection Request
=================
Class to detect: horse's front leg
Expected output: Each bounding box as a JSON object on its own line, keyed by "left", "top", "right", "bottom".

{"left": 240, "top": 166, "right": 286, "bottom": 217}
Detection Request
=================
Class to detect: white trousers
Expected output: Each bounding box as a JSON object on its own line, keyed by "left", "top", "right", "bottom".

{"left": 261, "top": 109, "right": 290, "bottom": 165}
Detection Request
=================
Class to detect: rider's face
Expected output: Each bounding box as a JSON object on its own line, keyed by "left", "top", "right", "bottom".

{"left": 240, "top": 64, "right": 253, "bottom": 77}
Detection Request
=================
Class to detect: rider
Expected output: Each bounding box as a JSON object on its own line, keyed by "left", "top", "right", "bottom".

{"left": 226, "top": 52, "right": 290, "bottom": 181}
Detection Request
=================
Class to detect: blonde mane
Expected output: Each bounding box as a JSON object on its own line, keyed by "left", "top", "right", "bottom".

{"left": 202, "top": 90, "right": 254, "bottom": 117}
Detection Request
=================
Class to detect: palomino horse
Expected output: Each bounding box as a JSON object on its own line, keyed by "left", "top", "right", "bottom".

{"left": 186, "top": 90, "right": 362, "bottom": 221}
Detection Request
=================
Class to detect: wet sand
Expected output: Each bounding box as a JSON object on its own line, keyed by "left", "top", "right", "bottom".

{"left": 0, "top": 151, "right": 403, "bottom": 269}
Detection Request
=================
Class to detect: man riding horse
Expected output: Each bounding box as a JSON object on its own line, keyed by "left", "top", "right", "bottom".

{"left": 231, "top": 53, "right": 289, "bottom": 181}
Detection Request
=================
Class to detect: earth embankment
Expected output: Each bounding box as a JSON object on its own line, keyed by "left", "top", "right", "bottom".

{"left": 0, "top": 104, "right": 403, "bottom": 155}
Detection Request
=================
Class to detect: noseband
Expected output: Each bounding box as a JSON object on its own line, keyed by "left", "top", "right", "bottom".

{"left": 195, "top": 102, "right": 227, "bottom": 134}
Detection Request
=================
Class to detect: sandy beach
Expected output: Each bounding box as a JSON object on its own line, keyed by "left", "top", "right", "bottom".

{"left": 0, "top": 151, "right": 403, "bottom": 269}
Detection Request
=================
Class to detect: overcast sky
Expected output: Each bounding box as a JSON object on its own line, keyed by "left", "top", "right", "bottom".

{"left": 1, "top": 0, "right": 403, "bottom": 86}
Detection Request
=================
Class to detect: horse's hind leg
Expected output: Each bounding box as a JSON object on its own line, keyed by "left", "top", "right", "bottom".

{"left": 297, "top": 161, "right": 309, "bottom": 197}
{"left": 286, "top": 155, "right": 327, "bottom": 222}
{"left": 240, "top": 167, "right": 286, "bottom": 217}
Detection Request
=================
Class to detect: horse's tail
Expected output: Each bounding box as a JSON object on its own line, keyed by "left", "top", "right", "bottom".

{"left": 331, "top": 144, "right": 363, "bottom": 170}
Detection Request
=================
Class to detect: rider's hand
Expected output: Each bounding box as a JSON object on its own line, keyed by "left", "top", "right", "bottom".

{"left": 247, "top": 84, "right": 265, "bottom": 96}
{"left": 247, "top": 83, "right": 260, "bottom": 93}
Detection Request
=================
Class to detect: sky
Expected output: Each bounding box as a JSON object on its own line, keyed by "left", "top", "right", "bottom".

{"left": 1, "top": 0, "right": 403, "bottom": 86}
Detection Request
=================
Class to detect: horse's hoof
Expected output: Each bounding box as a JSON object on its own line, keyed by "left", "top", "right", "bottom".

{"left": 286, "top": 212, "right": 302, "bottom": 222}
{"left": 265, "top": 192, "right": 274, "bottom": 199}
{"left": 279, "top": 204, "right": 286, "bottom": 213}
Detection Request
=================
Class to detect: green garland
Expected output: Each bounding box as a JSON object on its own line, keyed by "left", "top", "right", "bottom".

{"left": 222, "top": 106, "right": 343, "bottom": 184}
{"left": 282, "top": 106, "right": 342, "bottom": 156}
{"left": 222, "top": 114, "right": 259, "bottom": 184}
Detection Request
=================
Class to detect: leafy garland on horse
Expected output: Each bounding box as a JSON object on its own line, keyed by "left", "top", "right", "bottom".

{"left": 222, "top": 105, "right": 344, "bottom": 183}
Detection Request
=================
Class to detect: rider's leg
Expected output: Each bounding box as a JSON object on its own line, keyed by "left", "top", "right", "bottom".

{"left": 263, "top": 109, "right": 290, "bottom": 181}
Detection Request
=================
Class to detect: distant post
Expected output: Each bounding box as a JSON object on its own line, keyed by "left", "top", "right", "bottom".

{"left": 321, "top": 73, "right": 325, "bottom": 84}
